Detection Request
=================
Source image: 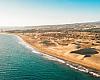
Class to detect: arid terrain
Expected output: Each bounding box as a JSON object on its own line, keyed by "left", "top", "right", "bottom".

{"left": 5, "top": 22, "right": 100, "bottom": 72}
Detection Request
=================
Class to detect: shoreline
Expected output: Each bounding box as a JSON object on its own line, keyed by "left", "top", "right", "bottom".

{"left": 15, "top": 34, "right": 100, "bottom": 77}
{"left": 1, "top": 33, "right": 100, "bottom": 77}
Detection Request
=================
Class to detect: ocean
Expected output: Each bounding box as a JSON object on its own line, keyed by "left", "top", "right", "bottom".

{"left": 0, "top": 34, "right": 99, "bottom": 80}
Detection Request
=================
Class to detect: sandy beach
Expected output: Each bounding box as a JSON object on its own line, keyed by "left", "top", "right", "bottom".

{"left": 13, "top": 33, "right": 100, "bottom": 77}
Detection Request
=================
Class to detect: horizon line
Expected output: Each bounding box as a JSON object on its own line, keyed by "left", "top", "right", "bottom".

{"left": 0, "top": 20, "right": 100, "bottom": 28}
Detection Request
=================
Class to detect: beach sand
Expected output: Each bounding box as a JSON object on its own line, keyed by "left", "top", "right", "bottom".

{"left": 17, "top": 34, "right": 100, "bottom": 72}
{"left": 5, "top": 32, "right": 98, "bottom": 77}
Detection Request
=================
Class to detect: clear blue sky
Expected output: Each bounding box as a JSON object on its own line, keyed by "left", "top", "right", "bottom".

{"left": 0, "top": 0, "right": 100, "bottom": 27}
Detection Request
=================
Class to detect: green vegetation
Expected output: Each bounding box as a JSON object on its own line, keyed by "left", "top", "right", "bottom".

{"left": 41, "top": 40, "right": 56, "bottom": 46}
{"left": 71, "top": 48, "right": 98, "bottom": 56}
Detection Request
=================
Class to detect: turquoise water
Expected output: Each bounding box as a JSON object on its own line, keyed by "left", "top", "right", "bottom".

{"left": 0, "top": 34, "right": 100, "bottom": 80}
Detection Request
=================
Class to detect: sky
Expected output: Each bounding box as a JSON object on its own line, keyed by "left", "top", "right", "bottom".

{"left": 0, "top": 0, "right": 100, "bottom": 27}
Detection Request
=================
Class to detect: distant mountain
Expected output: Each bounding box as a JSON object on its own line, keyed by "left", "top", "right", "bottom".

{"left": 1, "top": 21, "right": 100, "bottom": 32}
{"left": 24, "top": 21, "right": 100, "bottom": 29}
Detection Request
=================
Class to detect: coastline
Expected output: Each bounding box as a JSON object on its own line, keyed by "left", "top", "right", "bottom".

{"left": 1, "top": 33, "right": 100, "bottom": 77}
{"left": 14, "top": 33, "right": 100, "bottom": 77}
